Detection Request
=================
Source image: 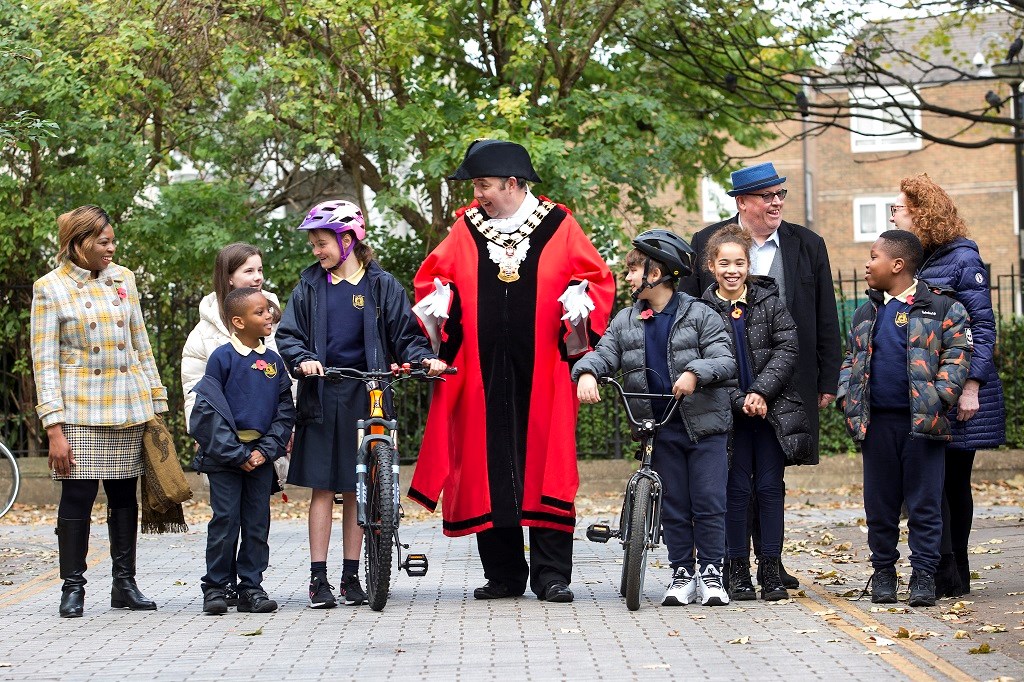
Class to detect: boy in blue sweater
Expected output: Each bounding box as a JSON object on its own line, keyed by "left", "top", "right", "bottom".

{"left": 837, "top": 231, "right": 972, "bottom": 607}
{"left": 573, "top": 231, "right": 736, "bottom": 607}
{"left": 191, "top": 287, "right": 296, "bottom": 615}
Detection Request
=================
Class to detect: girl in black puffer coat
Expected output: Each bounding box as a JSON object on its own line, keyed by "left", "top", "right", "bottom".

{"left": 702, "top": 225, "right": 813, "bottom": 603}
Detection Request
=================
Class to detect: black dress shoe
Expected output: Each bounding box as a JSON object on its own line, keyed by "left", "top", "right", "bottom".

{"left": 473, "top": 581, "right": 518, "bottom": 600}
{"left": 540, "top": 581, "right": 574, "bottom": 603}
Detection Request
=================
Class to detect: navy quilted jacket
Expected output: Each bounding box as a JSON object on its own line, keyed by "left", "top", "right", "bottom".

{"left": 918, "top": 238, "right": 1006, "bottom": 449}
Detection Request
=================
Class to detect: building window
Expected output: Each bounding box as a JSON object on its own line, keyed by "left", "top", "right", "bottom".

{"left": 702, "top": 177, "right": 733, "bottom": 222}
{"left": 853, "top": 196, "right": 896, "bottom": 243}
{"left": 849, "top": 87, "right": 922, "bottom": 153}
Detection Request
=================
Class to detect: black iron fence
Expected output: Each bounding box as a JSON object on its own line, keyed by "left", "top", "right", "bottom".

{"left": 3, "top": 268, "right": 1022, "bottom": 461}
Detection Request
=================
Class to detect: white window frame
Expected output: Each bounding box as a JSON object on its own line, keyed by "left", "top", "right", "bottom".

{"left": 852, "top": 196, "right": 896, "bottom": 243}
{"left": 849, "top": 86, "right": 922, "bottom": 153}
{"left": 701, "top": 177, "right": 733, "bottom": 222}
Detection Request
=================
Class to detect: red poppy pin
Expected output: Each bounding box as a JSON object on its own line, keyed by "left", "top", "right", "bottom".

{"left": 253, "top": 359, "right": 268, "bottom": 370}
{"left": 731, "top": 306, "right": 743, "bottom": 319}
{"left": 905, "top": 295, "right": 914, "bottom": 305}
{"left": 638, "top": 309, "right": 654, "bottom": 321}
{"left": 116, "top": 287, "right": 127, "bottom": 300}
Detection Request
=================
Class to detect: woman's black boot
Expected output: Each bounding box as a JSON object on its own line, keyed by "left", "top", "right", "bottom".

{"left": 56, "top": 518, "right": 90, "bottom": 618}
{"left": 108, "top": 507, "right": 157, "bottom": 611}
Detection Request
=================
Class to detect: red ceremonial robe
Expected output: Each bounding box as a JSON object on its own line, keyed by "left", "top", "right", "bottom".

{"left": 409, "top": 199, "right": 614, "bottom": 537}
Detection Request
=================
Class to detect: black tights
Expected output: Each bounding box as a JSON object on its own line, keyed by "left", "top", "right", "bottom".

{"left": 942, "top": 449, "right": 976, "bottom": 557}
{"left": 58, "top": 478, "right": 138, "bottom": 518}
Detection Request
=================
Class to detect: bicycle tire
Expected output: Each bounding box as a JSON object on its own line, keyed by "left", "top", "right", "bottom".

{"left": 364, "top": 441, "right": 395, "bottom": 611}
{"left": 0, "top": 441, "right": 19, "bottom": 519}
{"left": 624, "top": 477, "right": 653, "bottom": 611}
{"left": 618, "top": 502, "right": 630, "bottom": 597}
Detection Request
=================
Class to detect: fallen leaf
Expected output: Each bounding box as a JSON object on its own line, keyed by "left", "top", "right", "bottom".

{"left": 982, "top": 564, "right": 1003, "bottom": 570}
{"left": 173, "top": 580, "right": 186, "bottom": 586}
{"left": 794, "top": 629, "right": 818, "bottom": 634}
{"left": 895, "top": 627, "right": 912, "bottom": 639}
{"left": 968, "top": 643, "right": 992, "bottom": 654}
{"left": 871, "top": 606, "right": 909, "bottom": 614}
{"left": 240, "top": 627, "right": 263, "bottom": 637}
{"left": 395, "top": 649, "right": 405, "bottom": 653}
{"left": 860, "top": 625, "right": 879, "bottom": 633}
{"left": 987, "top": 538, "right": 1005, "bottom": 544}
{"left": 826, "top": 639, "right": 842, "bottom": 643}
{"left": 689, "top": 614, "right": 706, "bottom": 620}
{"left": 728, "top": 636, "right": 750, "bottom": 644}
{"left": 560, "top": 628, "right": 581, "bottom": 634}
{"left": 862, "top": 650, "right": 890, "bottom": 655}
{"left": 954, "top": 631, "right": 971, "bottom": 639}
{"left": 867, "top": 635, "right": 895, "bottom": 647}
{"left": 794, "top": 590, "right": 807, "bottom": 598}
{"left": 642, "top": 664, "right": 670, "bottom": 670}
{"left": 0, "top": 663, "right": 10, "bottom": 668}
{"left": 667, "top": 630, "right": 680, "bottom": 637}
{"left": 979, "top": 624, "right": 1008, "bottom": 633}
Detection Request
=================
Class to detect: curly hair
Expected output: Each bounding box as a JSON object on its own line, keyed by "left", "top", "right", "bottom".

{"left": 900, "top": 174, "right": 969, "bottom": 251}
{"left": 703, "top": 223, "right": 753, "bottom": 270}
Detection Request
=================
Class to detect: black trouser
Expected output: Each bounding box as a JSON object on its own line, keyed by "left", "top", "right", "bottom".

{"left": 727, "top": 416, "right": 786, "bottom": 558}
{"left": 203, "top": 465, "right": 274, "bottom": 592}
{"left": 862, "top": 409, "right": 944, "bottom": 574}
{"left": 59, "top": 478, "right": 138, "bottom": 517}
{"left": 942, "top": 449, "right": 976, "bottom": 558}
{"left": 476, "top": 526, "right": 573, "bottom": 597}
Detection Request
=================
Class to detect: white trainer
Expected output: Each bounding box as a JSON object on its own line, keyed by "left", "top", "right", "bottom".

{"left": 662, "top": 566, "right": 699, "bottom": 606}
{"left": 698, "top": 562, "right": 730, "bottom": 606}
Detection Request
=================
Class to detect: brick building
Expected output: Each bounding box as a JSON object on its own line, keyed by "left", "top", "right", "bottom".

{"left": 668, "top": 13, "right": 1021, "bottom": 311}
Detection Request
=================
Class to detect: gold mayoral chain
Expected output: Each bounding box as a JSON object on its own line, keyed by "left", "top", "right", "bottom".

{"left": 466, "top": 200, "right": 555, "bottom": 283}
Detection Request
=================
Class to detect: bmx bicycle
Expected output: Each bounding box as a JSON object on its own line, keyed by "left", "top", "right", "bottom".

{"left": 585, "top": 373, "right": 679, "bottom": 611}
{"left": 0, "top": 438, "right": 19, "bottom": 519}
{"left": 320, "top": 363, "right": 455, "bottom": 611}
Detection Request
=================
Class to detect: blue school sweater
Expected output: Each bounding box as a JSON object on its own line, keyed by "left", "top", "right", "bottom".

{"left": 206, "top": 337, "right": 287, "bottom": 437}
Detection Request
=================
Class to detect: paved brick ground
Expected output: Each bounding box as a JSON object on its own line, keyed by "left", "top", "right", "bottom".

{"left": 0, "top": 489, "right": 1021, "bottom": 681}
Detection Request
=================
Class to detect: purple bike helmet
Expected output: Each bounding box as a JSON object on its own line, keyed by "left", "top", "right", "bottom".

{"left": 298, "top": 200, "right": 366, "bottom": 266}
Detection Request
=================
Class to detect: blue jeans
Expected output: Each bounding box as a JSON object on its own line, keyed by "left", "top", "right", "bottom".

{"left": 203, "top": 464, "right": 274, "bottom": 592}
{"left": 727, "top": 414, "right": 786, "bottom": 558}
{"left": 651, "top": 418, "right": 728, "bottom": 570}
{"left": 862, "top": 409, "right": 944, "bottom": 574}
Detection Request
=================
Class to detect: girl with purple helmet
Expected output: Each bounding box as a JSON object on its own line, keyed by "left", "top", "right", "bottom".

{"left": 276, "top": 200, "right": 446, "bottom": 608}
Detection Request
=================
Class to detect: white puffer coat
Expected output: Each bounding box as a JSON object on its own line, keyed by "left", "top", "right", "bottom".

{"left": 181, "top": 290, "right": 287, "bottom": 432}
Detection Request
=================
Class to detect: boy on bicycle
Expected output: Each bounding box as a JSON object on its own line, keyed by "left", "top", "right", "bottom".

{"left": 573, "top": 231, "right": 736, "bottom": 606}
{"left": 190, "top": 287, "right": 296, "bottom": 615}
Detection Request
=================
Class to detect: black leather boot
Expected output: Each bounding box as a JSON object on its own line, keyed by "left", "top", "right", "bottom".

{"left": 56, "top": 518, "right": 90, "bottom": 618}
{"left": 757, "top": 556, "right": 799, "bottom": 589}
{"left": 108, "top": 507, "right": 157, "bottom": 611}
{"left": 728, "top": 557, "right": 757, "bottom": 601}
{"left": 934, "top": 553, "right": 964, "bottom": 598}
{"left": 954, "top": 549, "right": 971, "bottom": 594}
{"left": 758, "top": 556, "right": 789, "bottom": 601}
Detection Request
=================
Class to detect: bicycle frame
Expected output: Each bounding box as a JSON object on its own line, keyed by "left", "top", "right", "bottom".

{"left": 354, "top": 383, "right": 400, "bottom": 530}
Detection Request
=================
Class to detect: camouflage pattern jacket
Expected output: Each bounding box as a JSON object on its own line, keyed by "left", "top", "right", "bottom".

{"left": 837, "top": 280, "right": 972, "bottom": 442}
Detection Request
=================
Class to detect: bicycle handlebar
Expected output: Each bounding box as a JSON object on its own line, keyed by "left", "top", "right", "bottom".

{"left": 597, "top": 375, "right": 680, "bottom": 429}
{"left": 319, "top": 364, "right": 457, "bottom": 383}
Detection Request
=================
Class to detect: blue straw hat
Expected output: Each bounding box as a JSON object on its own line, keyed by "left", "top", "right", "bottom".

{"left": 726, "top": 162, "right": 787, "bottom": 197}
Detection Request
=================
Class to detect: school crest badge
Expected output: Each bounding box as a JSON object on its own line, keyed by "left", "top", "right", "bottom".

{"left": 263, "top": 362, "right": 278, "bottom": 379}
{"left": 353, "top": 294, "right": 365, "bottom": 310}
{"left": 894, "top": 311, "right": 909, "bottom": 327}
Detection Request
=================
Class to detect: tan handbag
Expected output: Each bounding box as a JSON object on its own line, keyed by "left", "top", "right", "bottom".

{"left": 140, "top": 415, "right": 192, "bottom": 533}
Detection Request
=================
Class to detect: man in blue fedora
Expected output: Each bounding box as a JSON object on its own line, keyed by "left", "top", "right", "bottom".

{"left": 681, "top": 161, "right": 841, "bottom": 593}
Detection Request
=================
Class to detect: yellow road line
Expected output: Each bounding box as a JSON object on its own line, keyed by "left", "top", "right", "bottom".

{"left": 798, "top": 581, "right": 974, "bottom": 682}
{"left": 0, "top": 543, "right": 108, "bottom": 610}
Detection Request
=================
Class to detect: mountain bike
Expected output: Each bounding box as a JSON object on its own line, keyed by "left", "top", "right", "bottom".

{"left": 585, "top": 374, "right": 679, "bottom": 611}
{"left": 0, "top": 438, "right": 20, "bottom": 519}
{"left": 320, "top": 363, "right": 455, "bottom": 611}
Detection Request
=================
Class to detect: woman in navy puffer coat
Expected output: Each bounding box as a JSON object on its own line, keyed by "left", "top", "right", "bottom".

{"left": 891, "top": 174, "right": 1006, "bottom": 598}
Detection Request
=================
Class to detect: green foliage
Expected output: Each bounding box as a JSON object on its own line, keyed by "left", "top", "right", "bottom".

{"left": 996, "top": 316, "right": 1024, "bottom": 449}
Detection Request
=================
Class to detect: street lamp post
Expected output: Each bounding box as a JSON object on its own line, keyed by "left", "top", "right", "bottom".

{"left": 990, "top": 62, "right": 1024, "bottom": 295}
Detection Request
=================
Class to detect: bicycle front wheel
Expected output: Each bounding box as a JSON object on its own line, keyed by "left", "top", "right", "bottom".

{"left": 364, "top": 441, "right": 395, "bottom": 611}
{"left": 0, "top": 442, "right": 19, "bottom": 519}
{"left": 624, "top": 477, "right": 653, "bottom": 611}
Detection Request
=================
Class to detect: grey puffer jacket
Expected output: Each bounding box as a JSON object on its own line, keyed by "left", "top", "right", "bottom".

{"left": 571, "top": 292, "right": 736, "bottom": 442}
{"left": 703, "top": 276, "right": 814, "bottom": 465}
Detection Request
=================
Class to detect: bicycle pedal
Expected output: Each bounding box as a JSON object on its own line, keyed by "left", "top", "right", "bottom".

{"left": 403, "top": 553, "right": 428, "bottom": 577}
{"left": 586, "top": 522, "right": 613, "bottom": 543}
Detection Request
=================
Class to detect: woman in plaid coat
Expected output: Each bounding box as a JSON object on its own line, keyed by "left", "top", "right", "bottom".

{"left": 31, "top": 205, "right": 169, "bottom": 618}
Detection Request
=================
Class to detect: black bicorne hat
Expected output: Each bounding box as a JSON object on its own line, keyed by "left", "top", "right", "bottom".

{"left": 447, "top": 139, "right": 542, "bottom": 182}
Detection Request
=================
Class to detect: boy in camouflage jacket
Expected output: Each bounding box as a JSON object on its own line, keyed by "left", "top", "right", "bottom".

{"left": 837, "top": 231, "right": 971, "bottom": 608}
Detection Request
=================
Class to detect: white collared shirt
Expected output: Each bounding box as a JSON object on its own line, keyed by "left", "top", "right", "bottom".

{"left": 738, "top": 218, "right": 781, "bottom": 277}
{"left": 882, "top": 280, "right": 919, "bottom": 305}
{"left": 483, "top": 189, "right": 540, "bottom": 234}
{"left": 229, "top": 333, "right": 267, "bottom": 356}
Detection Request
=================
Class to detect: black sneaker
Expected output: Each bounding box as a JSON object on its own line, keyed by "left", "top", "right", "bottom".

{"left": 308, "top": 574, "right": 337, "bottom": 609}
{"left": 339, "top": 574, "right": 367, "bottom": 606}
{"left": 908, "top": 570, "right": 936, "bottom": 607}
{"left": 224, "top": 585, "right": 239, "bottom": 607}
{"left": 203, "top": 588, "right": 228, "bottom": 616}
{"left": 869, "top": 566, "right": 898, "bottom": 604}
{"left": 237, "top": 588, "right": 278, "bottom": 613}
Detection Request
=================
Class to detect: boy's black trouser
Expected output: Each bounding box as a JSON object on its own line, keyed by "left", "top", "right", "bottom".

{"left": 203, "top": 465, "right": 274, "bottom": 592}
{"left": 862, "top": 409, "right": 944, "bottom": 575}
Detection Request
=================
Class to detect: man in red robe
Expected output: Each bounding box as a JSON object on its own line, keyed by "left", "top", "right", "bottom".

{"left": 410, "top": 140, "right": 614, "bottom": 603}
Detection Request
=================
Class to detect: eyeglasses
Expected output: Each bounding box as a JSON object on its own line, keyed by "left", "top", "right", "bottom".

{"left": 744, "top": 189, "right": 787, "bottom": 203}
{"left": 889, "top": 205, "right": 906, "bottom": 217}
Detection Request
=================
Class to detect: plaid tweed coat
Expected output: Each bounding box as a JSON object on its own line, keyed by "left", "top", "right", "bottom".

{"left": 31, "top": 261, "right": 168, "bottom": 429}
